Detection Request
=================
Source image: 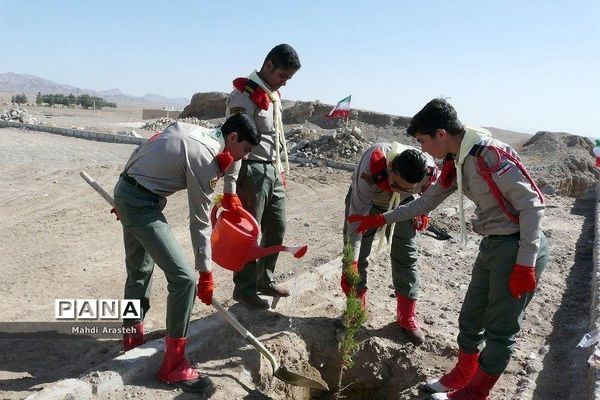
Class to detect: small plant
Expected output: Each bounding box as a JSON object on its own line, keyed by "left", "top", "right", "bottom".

{"left": 335, "top": 238, "right": 367, "bottom": 398}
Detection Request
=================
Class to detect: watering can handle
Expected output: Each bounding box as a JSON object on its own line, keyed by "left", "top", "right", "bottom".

{"left": 210, "top": 204, "right": 219, "bottom": 227}
{"left": 210, "top": 201, "right": 260, "bottom": 236}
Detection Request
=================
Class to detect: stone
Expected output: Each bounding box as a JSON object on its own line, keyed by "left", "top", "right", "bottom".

{"left": 541, "top": 184, "right": 556, "bottom": 195}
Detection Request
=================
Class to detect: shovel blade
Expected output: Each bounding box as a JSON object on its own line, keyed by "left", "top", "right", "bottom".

{"left": 274, "top": 366, "right": 329, "bottom": 391}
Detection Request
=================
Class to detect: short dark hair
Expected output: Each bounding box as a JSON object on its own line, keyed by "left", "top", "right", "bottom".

{"left": 390, "top": 149, "right": 428, "bottom": 183}
{"left": 264, "top": 43, "right": 301, "bottom": 71}
{"left": 221, "top": 113, "right": 261, "bottom": 146}
{"left": 406, "top": 98, "right": 466, "bottom": 138}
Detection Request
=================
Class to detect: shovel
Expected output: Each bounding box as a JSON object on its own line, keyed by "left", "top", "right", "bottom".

{"left": 212, "top": 299, "right": 328, "bottom": 391}
{"left": 79, "top": 171, "right": 328, "bottom": 391}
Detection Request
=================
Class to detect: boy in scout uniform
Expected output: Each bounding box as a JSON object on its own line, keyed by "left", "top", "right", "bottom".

{"left": 114, "top": 113, "right": 260, "bottom": 393}
{"left": 223, "top": 44, "right": 301, "bottom": 309}
{"left": 348, "top": 98, "right": 549, "bottom": 400}
{"left": 344, "top": 143, "right": 437, "bottom": 345}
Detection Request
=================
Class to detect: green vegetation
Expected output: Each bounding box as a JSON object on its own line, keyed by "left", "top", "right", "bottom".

{"left": 35, "top": 92, "right": 117, "bottom": 109}
{"left": 11, "top": 93, "right": 28, "bottom": 105}
{"left": 339, "top": 240, "right": 366, "bottom": 369}
{"left": 335, "top": 239, "right": 367, "bottom": 398}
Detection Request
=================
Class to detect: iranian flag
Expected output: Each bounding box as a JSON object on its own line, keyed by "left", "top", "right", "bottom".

{"left": 326, "top": 95, "right": 351, "bottom": 118}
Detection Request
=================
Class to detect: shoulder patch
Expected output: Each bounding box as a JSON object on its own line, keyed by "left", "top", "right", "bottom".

{"left": 232, "top": 77, "right": 271, "bottom": 111}
{"left": 368, "top": 147, "right": 392, "bottom": 191}
{"left": 496, "top": 159, "right": 512, "bottom": 177}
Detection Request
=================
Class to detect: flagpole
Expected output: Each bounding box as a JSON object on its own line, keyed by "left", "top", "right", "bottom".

{"left": 345, "top": 95, "right": 350, "bottom": 129}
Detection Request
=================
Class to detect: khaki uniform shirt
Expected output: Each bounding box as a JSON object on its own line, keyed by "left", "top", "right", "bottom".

{"left": 124, "top": 122, "right": 226, "bottom": 272}
{"left": 347, "top": 143, "right": 437, "bottom": 260}
{"left": 384, "top": 137, "right": 544, "bottom": 266}
{"left": 223, "top": 88, "right": 284, "bottom": 192}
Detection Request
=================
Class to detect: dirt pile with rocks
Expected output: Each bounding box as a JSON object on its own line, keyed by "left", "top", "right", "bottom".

{"left": 520, "top": 131, "right": 599, "bottom": 198}
{"left": 179, "top": 92, "right": 228, "bottom": 120}
{"left": 140, "top": 116, "right": 215, "bottom": 131}
{"left": 287, "top": 125, "right": 371, "bottom": 163}
{"left": 1, "top": 107, "right": 44, "bottom": 125}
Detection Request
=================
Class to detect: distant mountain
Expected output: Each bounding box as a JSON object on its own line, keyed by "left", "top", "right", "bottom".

{"left": 0, "top": 72, "right": 189, "bottom": 108}
{"left": 141, "top": 93, "right": 189, "bottom": 107}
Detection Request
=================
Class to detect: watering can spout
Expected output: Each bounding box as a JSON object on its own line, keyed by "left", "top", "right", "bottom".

{"left": 250, "top": 244, "right": 308, "bottom": 261}
{"left": 211, "top": 205, "right": 308, "bottom": 271}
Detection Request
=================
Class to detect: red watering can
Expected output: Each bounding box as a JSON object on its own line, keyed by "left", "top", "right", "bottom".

{"left": 210, "top": 204, "right": 308, "bottom": 272}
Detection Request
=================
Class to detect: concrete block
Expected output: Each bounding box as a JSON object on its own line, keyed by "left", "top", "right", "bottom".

{"left": 25, "top": 378, "right": 93, "bottom": 400}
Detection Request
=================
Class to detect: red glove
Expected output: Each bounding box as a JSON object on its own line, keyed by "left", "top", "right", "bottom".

{"left": 222, "top": 193, "right": 242, "bottom": 213}
{"left": 347, "top": 214, "right": 386, "bottom": 234}
{"left": 340, "top": 261, "right": 359, "bottom": 296}
{"left": 215, "top": 151, "right": 234, "bottom": 173}
{"left": 413, "top": 215, "right": 429, "bottom": 231}
{"left": 197, "top": 271, "right": 214, "bottom": 305}
{"left": 280, "top": 172, "right": 288, "bottom": 189}
{"left": 509, "top": 264, "right": 536, "bottom": 298}
{"left": 439, "top": 156, "right": 456, "bottom": 188}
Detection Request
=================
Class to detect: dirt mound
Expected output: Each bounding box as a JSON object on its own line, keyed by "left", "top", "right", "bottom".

{"left": 1, "top": 107, "right": 44, "bottom": 124}
{"left": 179, "top": 91, "right": 228, "bottom": 119}
{"left": 140, "top": 116, "right": 215, "bottom": 131}
{"left": 536, "top": 154, "right": 599, "bottom": 198}
{"left": 521, "top": 131, "right": 599, "bottom": 197}
{"left": 287, "top": 125, "right": 371, "bottom": 163}
{"left": 523, "top": 131, "right": 594, "bottom": 154}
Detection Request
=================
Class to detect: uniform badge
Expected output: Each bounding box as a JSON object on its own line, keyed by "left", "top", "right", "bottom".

{"left": 209, "top": 178, "right": 218, "bottom": 189}
{"left": 496, "top": 160, "right": 512, "bottom": 177}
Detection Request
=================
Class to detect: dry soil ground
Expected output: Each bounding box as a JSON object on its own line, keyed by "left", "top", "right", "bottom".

{"left": 0, "top": 105, "right": 596, "bottom": 400}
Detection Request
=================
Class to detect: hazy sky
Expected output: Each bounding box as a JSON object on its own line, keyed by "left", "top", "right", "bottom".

{"left": 1, "top": 1, "right": 598, "bottom": 137}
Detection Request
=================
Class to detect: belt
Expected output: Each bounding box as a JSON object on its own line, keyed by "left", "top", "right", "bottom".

{"left": 120, "top": 173, "right": 155, "bottom": 195}
{"left": 243, "top": 159, "right": 274, "bottom": 165}
{"left": 488, "top": 232, "right": 520, "bottom": 238}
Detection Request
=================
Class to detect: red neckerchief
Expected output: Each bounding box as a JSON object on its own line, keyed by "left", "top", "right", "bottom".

{"left": 232, "top": 78, "right": 271, "bottom": 111}
{"left": 369, "top": 147, "right": 392, "bottom": 192}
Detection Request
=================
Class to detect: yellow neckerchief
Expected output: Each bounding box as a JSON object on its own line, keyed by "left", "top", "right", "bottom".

{"left": 455, "top": 126, "right": 492, "bottom": 247}
{"left": 248, "top": 70, "right": 289, "bottom": 175}
{"left": 376, "top": 142, "right": 410, "bottom": 254}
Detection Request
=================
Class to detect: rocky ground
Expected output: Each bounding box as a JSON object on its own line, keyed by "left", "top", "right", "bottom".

{"left": 0, "top": 103, "right": 597, "bottom": 399}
